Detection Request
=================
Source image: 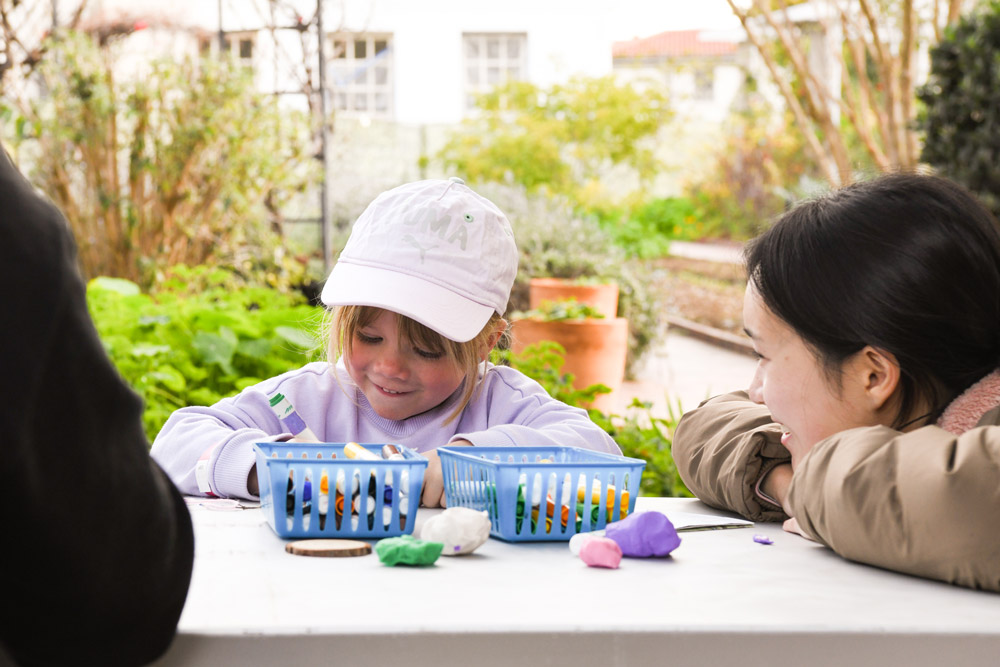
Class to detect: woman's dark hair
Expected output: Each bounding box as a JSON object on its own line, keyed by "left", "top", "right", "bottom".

{"left": 745, "top": 172, "right": 1000, "bottom": 427}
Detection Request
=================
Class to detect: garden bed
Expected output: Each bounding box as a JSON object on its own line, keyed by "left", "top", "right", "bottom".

{"left": 648, "top": 256, "right": 748, "bottom": 339}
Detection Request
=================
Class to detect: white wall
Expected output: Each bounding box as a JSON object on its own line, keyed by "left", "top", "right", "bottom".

{"left": 330, "top": 0, "right": 614, "bottom": 125}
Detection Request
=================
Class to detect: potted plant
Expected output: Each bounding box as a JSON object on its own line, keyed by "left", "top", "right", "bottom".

{"left": 511, "top": 298, "right": 628, "bottom": 411}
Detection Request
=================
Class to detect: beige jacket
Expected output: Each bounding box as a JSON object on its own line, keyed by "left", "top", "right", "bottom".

{"left": 672, "top": 391, "right": 1000, "bottom": 592}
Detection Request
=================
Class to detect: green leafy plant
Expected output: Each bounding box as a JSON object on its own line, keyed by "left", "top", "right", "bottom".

{"left": 592, "top": 196, "right": 707, "bottom": 258}
{"left": 493, "top": 341, "right": 610, "bottom": 408}
{"left": 437, "top": 76, "right": 670, "bottom": 204}
{"left": 918, "top": 0, "right": 1000, "bottom": 220}
{"left": 495, "top": 341, "right": 691, "bottom": 498}
{"left": 589, "top": 399, "right": 692, "bottom": 499}
{"left": 514, "top": 298, "right": 606, "bottom": 321}
{"left": 87, "top": 267, "right": 322, "bottom": 441}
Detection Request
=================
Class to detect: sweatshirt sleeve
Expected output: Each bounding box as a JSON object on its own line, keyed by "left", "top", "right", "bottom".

{"left": 151, "top": 385, "right": 292, "bottom": 499}
{"left": 788, "top": 423, "right": 1000, "bottom": 592}
{"left": 672, "top": 391, "right": 790, "bottom": 521}
{"left": 0, "top": 148, "right": 194, "bottom": 665}
{"left": 453, "top": 367, "right": 622, "bottom": 454}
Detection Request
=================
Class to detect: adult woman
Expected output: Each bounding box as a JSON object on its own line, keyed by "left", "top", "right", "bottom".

{"left": 672, "top": 172, "right": 1000, "bottom": 592}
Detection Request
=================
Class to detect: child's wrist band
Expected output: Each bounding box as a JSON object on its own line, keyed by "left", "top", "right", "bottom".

{"left": 195, "top": 442, "right": 223, "bottom": 497}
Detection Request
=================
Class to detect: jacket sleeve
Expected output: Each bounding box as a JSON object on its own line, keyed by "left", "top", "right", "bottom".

{"left": 0, "top": 148, "right": 194, "bottom": 665}
{"left": 671, "top": 391, "right": 790, "bottom": 521}
{"left": 788, "top": 422, "right": 1000, "bottom": 592}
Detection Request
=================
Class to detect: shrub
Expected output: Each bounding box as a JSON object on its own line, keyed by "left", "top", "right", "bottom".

{"left": 498, "top": 342, "right": 690, "bottom": 498}
{"left": 917, "top": 1, "right": 1000, "bottom": 220}
{"left": 87, "top": 267, "right": 322, "bottom": 442}
{"left": 437, "top": 76, "right": 670, "bottom": 203}
{"left": 593, "top": 196, "right": 706, "bottom": 258}
{"left": 684, "top": 100, "right": 817, "bottom": 239}
{"left": 475, "top": 182, "right": 665, "bottom": 377}
{"left": 8, "top": 30, "right": 317, "bottom": 288}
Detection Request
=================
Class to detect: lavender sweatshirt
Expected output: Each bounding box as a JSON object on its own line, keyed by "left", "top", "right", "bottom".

{"left": 151, "top": 360, "right": 621, "bottom": 499}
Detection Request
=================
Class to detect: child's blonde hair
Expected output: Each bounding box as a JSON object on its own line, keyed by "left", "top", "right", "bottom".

{"left": 323, "top": 305, "right": 508, "bottom": 424}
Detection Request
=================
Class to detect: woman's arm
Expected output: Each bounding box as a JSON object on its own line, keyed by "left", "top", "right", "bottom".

{"left": 672, "top": 391, "right": 790, "bottom": 521}
{"left": 789, "top": 423, "right": 1000, "bottom": 592}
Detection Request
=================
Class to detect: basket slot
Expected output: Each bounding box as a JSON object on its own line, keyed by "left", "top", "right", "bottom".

{"left": 318, "top": 468, "right": 330, "bottom": 531}
{"left": 302, "top": 466, "right": 314, "bottom": 531}
{"left": 284, "top": 466, "right": 295, "bottom": 532}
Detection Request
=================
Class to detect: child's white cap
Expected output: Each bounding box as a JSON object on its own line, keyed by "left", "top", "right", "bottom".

{"left": 321, "top": 178, "right": 518, "bottom": 342}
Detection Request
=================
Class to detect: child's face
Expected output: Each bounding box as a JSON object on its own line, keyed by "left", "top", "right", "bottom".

{"left": 743, "top": 284, "right": 879, "bottom": 463}
{"left": 344, "top": 310, "right": 467, "bottom": 421}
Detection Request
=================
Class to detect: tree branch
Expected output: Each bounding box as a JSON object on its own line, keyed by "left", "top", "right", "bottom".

{"left": 728, "top": 0, "right": 842, "bottom": 185}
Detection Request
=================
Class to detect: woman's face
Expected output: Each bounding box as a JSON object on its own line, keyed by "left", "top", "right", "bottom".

{"left": 344, "top": 310, "right": 466, "bottom": 421}
{"left": 743, "top": 284, "right": 881, "bottom": 463}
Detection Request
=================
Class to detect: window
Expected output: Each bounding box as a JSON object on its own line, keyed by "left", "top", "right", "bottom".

{"left": 694, "top": 67, "right": 714, "bottom": 101}
{"left": 463, "top": 33, "right": 527, "bottom": 111}
{"left": 329, "top": 33, "right": 393, "bottom": 119}
{"left": 198, "top": 31, "right": 255, "bottom": 69}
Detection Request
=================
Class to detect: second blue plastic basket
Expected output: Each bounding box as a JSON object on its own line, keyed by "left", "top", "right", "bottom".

{"left": 438, "top": 445, "right": 645, "bottom": 542}
{"left": 253, "top": 442, "right": 428, "bottom": 539}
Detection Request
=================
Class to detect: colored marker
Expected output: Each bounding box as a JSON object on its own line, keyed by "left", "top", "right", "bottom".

{"left": 268, "top": 392, "right": 320, "bottom": 442}
{"left": 381, "top": 444, "right": 405, "bottom": 460}
{"left": 344, "top": 441, "right": 380, "bottom": 461}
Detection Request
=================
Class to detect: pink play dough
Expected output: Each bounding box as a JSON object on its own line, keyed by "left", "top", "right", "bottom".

{"left": 579, "top": 536, "right": 623, "bottom": 569}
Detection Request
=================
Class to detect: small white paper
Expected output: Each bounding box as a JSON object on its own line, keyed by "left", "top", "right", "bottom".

{"left": 665, "top": 511, "right": 753, "bottom": 532}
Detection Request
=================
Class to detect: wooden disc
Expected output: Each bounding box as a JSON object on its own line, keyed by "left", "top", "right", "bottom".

{"left": 285, "top": 539, "right": 372, "bottom": 557}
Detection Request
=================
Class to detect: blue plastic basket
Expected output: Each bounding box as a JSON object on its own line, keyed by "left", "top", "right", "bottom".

{"left": 438, "top": 446, "right": 646, "bottom": 542}
{"left": 253, "top": 442, "right": 428, "bottom": 539}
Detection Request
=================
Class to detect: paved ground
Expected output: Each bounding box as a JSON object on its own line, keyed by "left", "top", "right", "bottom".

{"left": 667, "top": 240, "right": 743, "bottom": 265}
{"left": 597, "top": 241, "right": 755, "bottom": 421}
{"left": 602, "top": 329, "right": 758, "bottom": 420}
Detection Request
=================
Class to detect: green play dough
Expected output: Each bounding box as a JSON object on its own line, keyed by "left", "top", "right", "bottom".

{"left": 375, "top": 535, "right": 444, "bottom": 566}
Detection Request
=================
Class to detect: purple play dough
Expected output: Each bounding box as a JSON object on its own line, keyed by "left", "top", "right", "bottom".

{"left": 604, "top": 511, "right": 681, "bottom": 557}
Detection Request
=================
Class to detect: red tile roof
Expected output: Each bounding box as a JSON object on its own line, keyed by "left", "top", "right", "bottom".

{"left": 613, "top": 29, "right": 738, "bottom": 59}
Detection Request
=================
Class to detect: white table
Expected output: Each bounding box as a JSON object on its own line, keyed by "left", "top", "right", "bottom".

{"left": 157, "top": 497, "right": 1000, "bottom": 666}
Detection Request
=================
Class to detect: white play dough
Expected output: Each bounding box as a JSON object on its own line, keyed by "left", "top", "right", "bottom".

{"left": 568, "top": 530, "right": 605, "bottom": 555}
{"left": 420, "top": 507, "right": 491, "bottom": 555}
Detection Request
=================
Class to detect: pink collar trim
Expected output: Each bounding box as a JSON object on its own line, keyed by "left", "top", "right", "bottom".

{"left": 936, "top": 369, "right": 1000, "bottom": 435}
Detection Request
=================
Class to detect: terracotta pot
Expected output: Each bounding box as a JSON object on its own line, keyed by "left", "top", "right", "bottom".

{"left": 511, "top": 316, "right": 628, "bottom": 411}
{"left": 529, "top": 278, "right": 619, "bottom": 319}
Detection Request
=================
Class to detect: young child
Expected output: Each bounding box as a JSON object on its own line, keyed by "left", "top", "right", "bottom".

{"left": 671, "top": 172, "right": 1000, "bottom": 592}
{"left": 151, "top": 177, "right": 621, "bottom": 507}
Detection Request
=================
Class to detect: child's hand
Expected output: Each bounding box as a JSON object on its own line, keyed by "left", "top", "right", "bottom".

{"left": 420, "top": 440, "right": 473, "bottom": 508}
